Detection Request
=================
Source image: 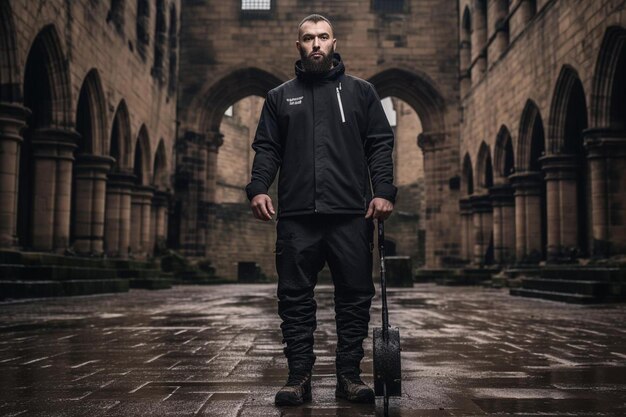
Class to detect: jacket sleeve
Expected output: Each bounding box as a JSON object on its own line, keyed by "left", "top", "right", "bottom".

{"left": 363, "top": 84, "right": 398, "bottom": 204}
{"left": 245, "top": 91, "right": 282, "bottom": 201}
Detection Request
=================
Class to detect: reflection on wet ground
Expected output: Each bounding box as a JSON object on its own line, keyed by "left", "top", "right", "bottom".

{"left": 0, "top": 283, "right": 625, "bottom": 416}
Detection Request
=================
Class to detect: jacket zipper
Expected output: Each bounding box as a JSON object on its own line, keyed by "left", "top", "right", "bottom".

{"left": 336, "top": 82, "right": 346, "bottom": 123}
{"left": 312, "top": 83, "right": 318, "bottom": 213}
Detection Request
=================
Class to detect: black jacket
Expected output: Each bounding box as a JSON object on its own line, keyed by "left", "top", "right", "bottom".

{"left": 245, "top": 53, "right": 397, "bottom": 218}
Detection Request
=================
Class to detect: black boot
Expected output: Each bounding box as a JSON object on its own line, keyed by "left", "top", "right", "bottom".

{"left": 275, "top": 369, "right": 312, "bottom": 406}
{"left": 335, "top": 369, "right": 375, "bottom": 404}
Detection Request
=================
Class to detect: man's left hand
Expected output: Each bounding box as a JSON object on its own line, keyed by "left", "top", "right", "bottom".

{"left": 365, "top": 197, "right": 394, "bottom": 220}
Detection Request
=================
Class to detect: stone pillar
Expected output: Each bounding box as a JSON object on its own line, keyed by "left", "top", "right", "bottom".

{"left": 417, "top": 132, "right": 449, "bottom": 268}
{"left": 519, "top": 0, "right": 536, "bottom": 25}
{"left": 471, "top": 2, "right": 487, "bottom": 83}
{"left": 489, "top": 184, "right": 515, "bottom": 264}
{"left": 205, "top": 131, "right": 224, "bottom": 204}
{"left": 493, "top": 19, "right": 509, "bottom": 58}
{"left": 0, "top": 103, "right": 29, "bottom": 248}
{"left": 152, "top": 190, "right": 169, "bottom": 255}
{"left": 130, "top": 185, "right": 154, "bottom": 258}
{"left": 30, "top": 128, "right": 79, "bottom": 252}
{"left": 72, "top": 154, "right": 115, "bottom": 254}
{"left": 104, "top": 172, "right": 135, "bottom": 257}
{"left": 459, "top": 38, "right": 471, "bottom": 97}
{"left": 470, "top": 194, "right": 492, "bottom": 266}
{"left": 540, "top": 154, "right": 579, "bottom": 260}
{"left": 459, "top": 198, "right": 473, "bottom": 263}
{"left": 509, "top": 171, "right": 543, "bottom": 263}
{"left": 584, "top": 128, "right": 626, "bottom": 256}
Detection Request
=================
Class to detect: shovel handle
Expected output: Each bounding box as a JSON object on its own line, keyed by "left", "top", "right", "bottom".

{"left": 378, "top": 219, "right": 389, "bottom": 339}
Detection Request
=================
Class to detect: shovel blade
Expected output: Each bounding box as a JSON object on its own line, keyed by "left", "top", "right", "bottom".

{"left": 373, "top": 326, "right": 402, "bottom": 397}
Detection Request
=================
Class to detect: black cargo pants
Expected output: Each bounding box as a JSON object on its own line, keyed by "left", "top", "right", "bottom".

{"left": 275, "top": 214, "right": 375, "bottom": 374}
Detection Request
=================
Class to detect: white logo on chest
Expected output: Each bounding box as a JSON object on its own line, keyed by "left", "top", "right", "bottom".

{"left": 286, "top": 96, "right": 303, "bottom": 105}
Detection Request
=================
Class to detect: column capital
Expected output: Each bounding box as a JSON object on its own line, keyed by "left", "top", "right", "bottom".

{"left": 583, "top": 127, "right": 626, "bottom": 159}
{"left": 539, "top": 153, "right": 579, "bottom": 181}
{"left": 417, "top": 131, "right": 447, "bottom": 152}
{"left": 0, "top": 102, "right": 30, "bottom": 144}
{"left": 30, "top": 127, "right": 80, "bottom": 160}
{"left": 152, "top": 190, "right": 171, "bottom": 206}
{"left": 488, "top": 184, "right": 515, "bottom": 206}
{"left": 74, "top": 153, "right": 116, "bottom": 174}
{"left": 469, "top": 193, "right": 492, "bottom": 213}
{"left": 459, "top": 197, "right": 472, "bottom": 214}
{"left": 107, "top": 171, "right": 137, "bottom": 188}
{"left": 206, "top": 131, "right": 224, "bottom": 152}
{"left": 508, "top": 170, "right": 543, "bottom": 195}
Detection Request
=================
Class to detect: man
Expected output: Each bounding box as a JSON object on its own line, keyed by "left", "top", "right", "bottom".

{"left": 245, "top": 14, "right": 396, "bottom": 406}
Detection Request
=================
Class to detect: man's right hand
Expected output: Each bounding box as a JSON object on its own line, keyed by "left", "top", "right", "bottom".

{"left": 250, "top": 194, "right": 275, "bottom": 221}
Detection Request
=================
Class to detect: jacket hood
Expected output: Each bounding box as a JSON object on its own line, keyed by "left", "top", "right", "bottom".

{"left": 295, "top": 52, "right": 345, "bottom": 82}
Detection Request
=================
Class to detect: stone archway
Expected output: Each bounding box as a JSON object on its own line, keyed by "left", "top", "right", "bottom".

{"left": 460, "top": 153, "right": 474, "bottom": 264}
{"left": 512, "top": 100, "right": 547, "bottom": 263}
{"left": 543, "top": 65, "right": 590, "bottom": 260}
{"left": 491, "top": 125, "right": 515, "bottom": 264}
{"left": 175, "top": 67, "right": 284, "bottom": 258}
{"left": 586, "top": 26, "right": 626, "bottom": 256}
{"left": 368, "top": 68, "right": 451, "bottom": 268}
{"left": 0, "top": 1, "right": 28, "bottom": 248}
{"left": 130, "top": 125, "right": 153, "bottom": 257}
{"left": 71, "top": 69, "right": 114, "bottom": 254}
{"left": 18, "top": 24, "right": 75, "bottom": 252}
{"left": 151, "top": 139, "right": 169, "bottom": 254}
{"left": 104, "top": 100, "right": 135, "bottom": 257}
{"left": 472, "top": 142, "right": 494, "bottom": 266}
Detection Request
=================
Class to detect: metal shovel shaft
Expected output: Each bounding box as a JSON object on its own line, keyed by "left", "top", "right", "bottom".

{"left": 378, "top": 219, "right": 389, "bottom": 340}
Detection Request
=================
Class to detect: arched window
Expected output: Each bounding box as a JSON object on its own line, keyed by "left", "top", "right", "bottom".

{"left": 136, "top": 0, "right": 150, "bottom": 59}
{"left": 108, "top": 0, "right": 125, "bottom": 35}
{"left": 167, "top": 4, "right": 178, "bottom": 95}
{"left": 152, "top": 0, "right": 166, "bottom": 81}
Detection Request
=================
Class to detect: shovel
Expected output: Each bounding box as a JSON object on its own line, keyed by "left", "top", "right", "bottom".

{"left": 373, "top": 219, "right": 401, "bottom": 411}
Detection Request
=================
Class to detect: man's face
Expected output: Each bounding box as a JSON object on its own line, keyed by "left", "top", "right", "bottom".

{"left": 296, "top": 20, "right": 336, "bottom": 73}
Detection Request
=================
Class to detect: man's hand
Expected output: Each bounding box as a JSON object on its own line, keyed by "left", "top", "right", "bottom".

{"left": 365, "top": 197, "right": 394, "bottom": 220}
{"left": 251, "top": 194, "right": 275, "bottom": 221}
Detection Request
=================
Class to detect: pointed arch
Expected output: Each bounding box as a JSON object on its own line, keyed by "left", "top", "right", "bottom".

{"left": 460, "top": 6, "right": 472, "bottom": 73}
{"left": 368, "top": 68, "right": 446, "bottom": 135}
{"left": 110, "top": 100, "right": 133, "bottom": 171}
{"left": 76, "top": 69, "right": 108, "bottom": 155}
{"left": 133, "top": 125, "right": 151, "bottom": 185}
{"left": 462, "top": 153, "right": 474, "bottom": 196}
{"left": 152, "top": 139, "right": 168, "bottom": 190}
{"left": 548, "top": 65, "right": 588, "bottom": 154}
{"left": 475, "top": 141, "right": 493, "bottom": 191}
{"left": 0, "top": 1, "right": 20, "bottom": 102}
{"left": 494, "top": 125, "right": 514, "bottom": 181}
{"left": 591, "top": 26, "right": 626, "bottom": 129}
{"left": 199, "top": 67, "right": 284, "bottom": 133}
{"left": 517, "top": 100, "right": 545, "bottom": 171}
{"left": 23, "top": 24, "right": 72, "bottom": 127}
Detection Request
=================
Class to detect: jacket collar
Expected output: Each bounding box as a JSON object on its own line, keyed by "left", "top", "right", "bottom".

{"left": 295, "top": 53, "right": 345, "bottom": 83}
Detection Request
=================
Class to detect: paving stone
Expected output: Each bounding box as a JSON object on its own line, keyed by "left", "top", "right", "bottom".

{"left": 0, "top": 284, "right": 625, "bottom": 416}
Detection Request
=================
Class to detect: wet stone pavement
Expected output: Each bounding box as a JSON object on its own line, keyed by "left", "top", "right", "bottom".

{"left": 0, "top": 284, "right": 625, "bottom": 417}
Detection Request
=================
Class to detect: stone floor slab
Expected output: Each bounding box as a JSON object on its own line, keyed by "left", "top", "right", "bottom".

{"left": 0, "top": 284, "right": 625, "bottom": 416}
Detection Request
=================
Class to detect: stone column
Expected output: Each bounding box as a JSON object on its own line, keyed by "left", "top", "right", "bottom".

{"left": 104, "top": 172, "right": 135, "bottom": 257}
{"left": 470, "top": 194, "right": 492, "bottom": 266}
{"left": 509, "top": 171, "right": 543, "bottom": 263}
{"left": 493, "top": 19, "right": 509, "bottom": 58}
{"left": 130, "top": 185, "right": 154, "bottom": 258}
{"left": 489, "top": 184, "right": 515, "bottom": 265}
{"left": 0, "top": 103, "right": 29, "bottom": 248}
{"left": 459, "top": 198, "right": 473, "bottom": 263}
{"left": 72, "top": 154, "right": 115, "bottom": 254}
{"left": 205, "top": 131, "right": 224, "bottom": 204}
{"left": 519, "top": 0, "right": 536, "bottom": 25}
{"left": 30, "top": 128, "right": 79, "bottom": 252}
{"left": 540, "top": 154, "right": 579, "bottom": 261}
{"left": 418, "top": 132, "right": 448, "bottom": 268}
{"left": 152, "top": 190, "right": 169, "bottom": 255}
{"left": 584, "top": 128, "right": 626, "bottom": 256}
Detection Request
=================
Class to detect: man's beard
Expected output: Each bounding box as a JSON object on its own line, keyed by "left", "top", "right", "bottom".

{"left": 300, "top": 47, "right": 335, "bottom": 73}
